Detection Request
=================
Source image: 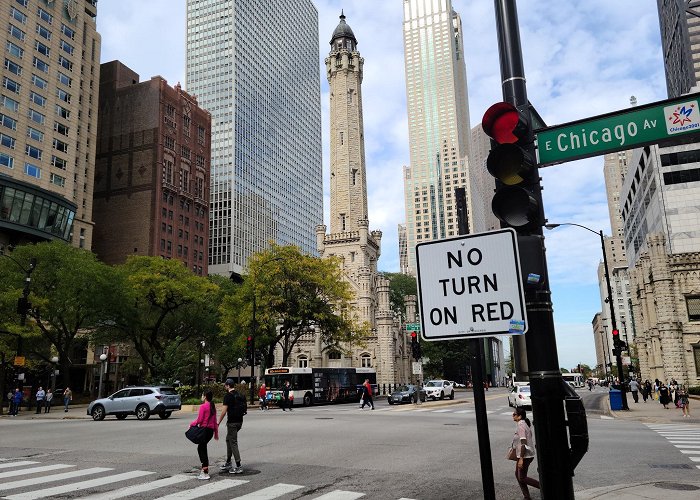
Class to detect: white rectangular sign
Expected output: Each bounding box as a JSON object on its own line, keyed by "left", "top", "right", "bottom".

{"left": 415, "top": 228, "right": 527, "bottom": 340}
{"left": 412, "top": 362, "right": 422, "bottom": 375}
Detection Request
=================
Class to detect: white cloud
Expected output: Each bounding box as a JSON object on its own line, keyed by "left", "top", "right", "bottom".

{"left": 97, "top": 0, "right": 665, "bottom": 368}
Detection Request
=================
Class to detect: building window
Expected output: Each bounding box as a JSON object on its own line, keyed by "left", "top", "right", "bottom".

{"left": 60, "top": 24, "right": 75, "bottom": 40}
{"left": 54, "top": 122, "right": 68, "bottom": 136}
{"left": 58, "top": 72, "right": 71, "bottom": 87}
{"left": 50, "top": 172, "right": 65, "bottom": 187}
{"left": 298, "top": 356, "right": 308, "bottom": 368}
{"left": 32, "top": 56, "right": 49, "bottom": 72}
{"left": 31, "top": 74, "right": 47, "bottom": 89}
{"left": 1, "top": 133, "right": 16, "bottom": 149}
{"left": 59, "top": 40, "right": 74, "bottom": 56}
{"left": 51, "top": 155, "right": 66, "bottom": 169}
{"left": 687, "top": 297, "right": 700, "bottom": 321}
{"left": 11, "top": 8, "right": 27, "bottom": 24}
{"left": 52, "top": 138, "right": 68, "bottom": 153}
{"left": 8, "top": 24, "right": 25, "bottom": 41}
{"left": 6, "top": 42, "right": 23, "bottom": 58}
{"left": 164, "top": 135, "right": 175, "bottom": 150}
{"left": 361, "top": 354, "right": 371, "bottom": 367}
{"left": 28, "top": 109, "right": 45, "bottom": 125}
{"left": 3, "top": 77, "right": 20, "bottom": 94}
{"left": 24, "top": 162, "right": 40, "bottom": 178}
{"left": 0, "top": 152, "right": 14, "bottom": 169}
{"left": 30, "top": 92, "right": 46, "bottom": 106}
{"left": 328, "top": 351, "right": 341, "bottom": 360}
{"left": 1, "top": 95, "right": 19, "bottom": 112}
{"left": 25, "top": 144, "right": 41, "bottom": 159}
{"left": 36, "top": 25, "right": 51, "bottom": 41}
{"left": 35, "top": 40, "right": 50, "bottom": 57}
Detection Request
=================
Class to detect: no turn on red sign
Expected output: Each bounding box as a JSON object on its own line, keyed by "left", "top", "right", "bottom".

{"left": 415, "top": 228, "right": 527, "bottom": 341}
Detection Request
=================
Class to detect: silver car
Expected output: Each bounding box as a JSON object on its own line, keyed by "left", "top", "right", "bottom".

{"left": 87, "top": 386, "right": 181, "bottom": 421}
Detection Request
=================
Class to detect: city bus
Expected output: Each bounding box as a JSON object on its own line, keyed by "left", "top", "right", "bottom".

{"left": 562, "top": 373, "right": 584, "bottom": 388}
{"left": 264, "top": 367, "right": 378, "bottom": 407}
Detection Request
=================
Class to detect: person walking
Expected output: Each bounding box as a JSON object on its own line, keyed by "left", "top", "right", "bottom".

{"left": 10, "top": 388, "right": 22, "bottom": 416}
{"left": 659, "top": 382, "right": 671, "bottom": 409}
{"left": 679, "top": 386, "right": 691, "bottom": 418}
{"left": 63, "top": 387, "right": 72, "bottom": 412}
{"left": 258, "top": 383, "right": 267, "bottom": 411}
{"left": 189, "top": 390, "right": 218, "bottom": 480}
{"left": 44, "top": 389, "right": 53, "bottom": 413}
{"left": 511, "top": 407, "right": 540, "bottom": 500}
{"left": 629, "top": 379, "right": 639, "bottom": 403}
{"left": 217, "top": 378, "right": 246, "bottom": 474}
{"left": 35, "top": 387, "right": 45, "bottom": 414}
{"left": 360, "top": 379, "right": 375, "bottom": 410}
{"left": 642, "top": 380, "right": 651, "bottom": 402}
{"left": 282, "top": 380, "right": 293, "bottom": 411}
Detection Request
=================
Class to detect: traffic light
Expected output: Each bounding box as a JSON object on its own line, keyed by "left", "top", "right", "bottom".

{"left": 246, "top": 336, "right": 253, "bottom": 365}
{"left": 482, "top": 102, "right": 540, "bottom": 234}
{"left": 611, "top": 328, "right": 627, "bottom": 351}
{"left": 410, "top": 332, "right": 421, "bottom": 361}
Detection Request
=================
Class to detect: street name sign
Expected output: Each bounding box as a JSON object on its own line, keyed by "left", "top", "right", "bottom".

{"left": 406, "top": 323, "right": 420, "bottom": 331}
{"left": 415, "top": 228, "right": 527, "bottom": 341}
{"left": 536, "top": 92, "right": 700, "bottom": 166}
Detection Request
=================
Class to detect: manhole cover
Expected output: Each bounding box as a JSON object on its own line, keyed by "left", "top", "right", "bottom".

{"left": 653, "top": 482, "right": 700, "bottom": 491}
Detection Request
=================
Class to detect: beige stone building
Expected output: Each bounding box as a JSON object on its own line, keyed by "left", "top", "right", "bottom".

{"left": 277, "top": 13, "right": 413, "bottom": 387}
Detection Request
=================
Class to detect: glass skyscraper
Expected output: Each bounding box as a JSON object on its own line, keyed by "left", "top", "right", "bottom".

{"left": 185, "top": 0, "right": 323, "bottom": 277}
{"left": 402, "top": 0, "right": 477, "bottom": 275}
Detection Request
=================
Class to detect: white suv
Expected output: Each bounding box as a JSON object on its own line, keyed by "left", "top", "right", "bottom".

{"left": 87, "top": 386, "right": 181, "bottom": 421}
{"left": 423, "top": 380, "right": 455, "bottom": 400}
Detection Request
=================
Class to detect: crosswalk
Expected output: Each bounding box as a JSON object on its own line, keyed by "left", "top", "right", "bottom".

{"left": 0, "top": 459, "right": 417, "bottom": 499}
{"left": 295, "top": 404, "right": 517, "bottom": 417}
{"left": 646, "top": 423, "right": 700, "bottom": 469}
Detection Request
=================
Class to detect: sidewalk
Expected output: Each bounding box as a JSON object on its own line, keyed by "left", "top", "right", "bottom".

{"left": 609, "top": 392, "right": 700, "bottom": 424}
{"left": 0, "top": 404, "right": 90, "bottom": 420}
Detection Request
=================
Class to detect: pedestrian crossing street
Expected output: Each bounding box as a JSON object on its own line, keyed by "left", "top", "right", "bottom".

{"left": 645, "top": 423, "right": 700, "bottom": 470}
{"left": 0, "top": 458, "right": 417, "bottom": 500}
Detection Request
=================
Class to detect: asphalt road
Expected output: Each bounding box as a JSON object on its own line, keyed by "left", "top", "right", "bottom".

{"left": 0, "top": 388, "right": 698, "bottom": 499}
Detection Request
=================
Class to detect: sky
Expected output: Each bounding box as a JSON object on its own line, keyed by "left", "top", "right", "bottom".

{"left": 96, "top": 0, "right": 667, "bottom": 370}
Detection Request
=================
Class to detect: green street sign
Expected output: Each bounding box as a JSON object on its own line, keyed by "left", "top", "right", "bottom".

{"left": 406, "top": 323, "right": 421, "bottom": 331}
{"left": 535, "top": 92, "right": 700, "bottom": 166}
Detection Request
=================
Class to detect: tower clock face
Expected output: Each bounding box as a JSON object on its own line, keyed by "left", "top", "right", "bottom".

{"left": 65, "top": 0, "right": 79, "bottom": 21}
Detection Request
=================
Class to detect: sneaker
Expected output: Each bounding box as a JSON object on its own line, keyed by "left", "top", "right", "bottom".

{"left": 219, "top": 462, "right": 232, "bottom": 471}
{"left": 230, "top": 466, "right": 243, "bottom": 474}
{"left": 197, "top": 471, "right": 210, "bottom": 480}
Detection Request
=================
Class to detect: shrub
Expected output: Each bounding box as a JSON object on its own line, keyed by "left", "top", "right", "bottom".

{"left": 688, "top": 386, "right": 700, "bottom": 396}
{"left": 176, "top": 382, "right": 255, "bottom": 403}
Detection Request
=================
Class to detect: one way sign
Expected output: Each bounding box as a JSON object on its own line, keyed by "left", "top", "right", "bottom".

{"left": 415, "top": 228, "right": 527, "bottom": 341}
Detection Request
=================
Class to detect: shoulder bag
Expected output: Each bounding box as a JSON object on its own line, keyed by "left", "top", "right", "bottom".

{"left": 185, "top": 425, "right": 207, "bottom": 444}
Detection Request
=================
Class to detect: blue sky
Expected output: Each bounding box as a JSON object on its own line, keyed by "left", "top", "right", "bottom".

{"left": 97, "top": 0, "right": 667, "bottom": 370}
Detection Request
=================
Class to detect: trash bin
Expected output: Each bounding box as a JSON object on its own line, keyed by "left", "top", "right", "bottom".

{"left": 609, "top": 389, "right": 622, "bottom": 411}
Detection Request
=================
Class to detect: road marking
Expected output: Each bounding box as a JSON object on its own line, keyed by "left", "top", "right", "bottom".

{"left": 0, "top": 464, "right": 74, "bottom": 479}
{"left": 154, "top": 479, "right": 247, "bottom": 499}
{"left": 454, "top": 410, "right": 471, "bottom": 414}
{"left": 690, "top": 457, "right": 700, "bottom": 462}
{"left": 5, "top": 470, "right": 154, "bottom": 500}
{"left": 80, "top": 473, "right": 192, "bottom": 499}
{"left": 679, "top": 450, "right": 700, "bottom": 454}
{"left": 600, "top": 416, "right": 614, "bottom": 420}
{"left": 230, "top": 483, "right": 304, "bottom": 499}
{"left": 0, "top": 461, "right": 40, "bottom": 470}
{"left": 312, "top": 491, "right": 365, "bottom": 500}
{"left": 0, "top": 467, "right": 113, "bottom": 492}
{"left": 431, "top": 409, "right": 451, "bottom": 413}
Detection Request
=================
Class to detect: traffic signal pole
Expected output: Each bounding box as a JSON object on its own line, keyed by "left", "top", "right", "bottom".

{"left": 492, "top": 1, "right": 574, "bottom": 498}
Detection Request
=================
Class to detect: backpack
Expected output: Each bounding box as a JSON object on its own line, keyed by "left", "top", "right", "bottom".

{"left": 230, "top": 391, "right": 247, "bottom": 419}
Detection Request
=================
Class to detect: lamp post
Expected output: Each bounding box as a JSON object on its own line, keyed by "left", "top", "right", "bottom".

{"left": 98, "top": 353, "right": 107, "bottom": 399}
{"left": 50, "top": 356, "right": 58, "bottom": 393}
{"left": 545, "top": 222, "right": 629, "bottom": 410}
{"left": 601, "top": 326, "right": 611, "bottom": 382}
{"left": 237, "top": 357, "right": 243, "bottom": 383}
{"left": 197, "top": 340, "right": 205, "bottom": 394}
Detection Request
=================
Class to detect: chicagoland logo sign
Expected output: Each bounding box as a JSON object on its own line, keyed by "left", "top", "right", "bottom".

{"left": 665, "top": 100, "right": 700, "bottom": 134}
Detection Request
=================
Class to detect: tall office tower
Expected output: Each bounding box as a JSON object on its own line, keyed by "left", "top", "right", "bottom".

{"left": 0, "top": 0, "right": 100, "bottom": 251}
{"left": 93, "top": 61, "right": 211, "bottom": 275}
{"left": 398, "top": 223, "right": 409, "bottom": 275}
{"left": 402, "top": 0, "right": 475, "bottom": 275}
{"left": 656, "top": 0, "right": 700, "bottom": 97}
{"left": 470, "top": 124, "right": 500, "bottom": 232}
{"left": 185, "top": 0, "right": 323, "bottom": 278}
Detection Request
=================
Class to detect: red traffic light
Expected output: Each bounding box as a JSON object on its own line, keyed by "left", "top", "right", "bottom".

{"left": 611, "top": 329, "right": 619, "bottom": 338}
{"left": 410, "top": 332, "right": 417, "bottom": 339}
{"left": 482, "top": 102, "right": 529, "bottom": 144}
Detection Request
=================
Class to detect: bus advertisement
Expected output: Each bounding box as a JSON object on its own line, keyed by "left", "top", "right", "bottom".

{"left": 264, "top": 367, "right": 378, "bottom": 407}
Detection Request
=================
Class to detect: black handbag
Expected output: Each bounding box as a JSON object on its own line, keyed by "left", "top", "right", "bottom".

{"left": 185, "top": 425, "right": 207, "bottom": 444}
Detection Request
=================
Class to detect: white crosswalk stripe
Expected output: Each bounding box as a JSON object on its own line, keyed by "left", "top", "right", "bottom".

{"left": 153, "top": 479, "right": 247, "bottom": 499}
{"left": 5, "top": 470, "right": 154, "bottom": 500}
{"left": 646, "top": 423, "right": 700, "bottom": 470}
{"left": 0, "top": 459, "right": 420, "bottom": 499}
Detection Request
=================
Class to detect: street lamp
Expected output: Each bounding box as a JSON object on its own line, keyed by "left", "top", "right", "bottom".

{"left": 50, "top": 356, "right": 58, "bottom": 393}
{"left": 98, "top": 353, "right": 107, "bottom": 399}
{"left": 197, "top": 340, "right": 205, "bottom": 394}
{"left": 237, "top": 357, "right": 243, "bottom": 383}
{"left": 545, "top": 222, "right": 629, "bottom": 410}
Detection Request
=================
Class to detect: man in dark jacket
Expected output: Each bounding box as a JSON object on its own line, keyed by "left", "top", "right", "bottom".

{"left": 282, "top": 380, "right": 293, "bottom": 411}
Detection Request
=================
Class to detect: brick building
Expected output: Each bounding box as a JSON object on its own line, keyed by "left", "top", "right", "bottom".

{"left": 93, "top": 61, "right": 211, "bottom": 275}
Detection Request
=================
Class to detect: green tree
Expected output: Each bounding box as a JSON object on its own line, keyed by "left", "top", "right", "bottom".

{"left": 221, "top": 244, "right": 368, "bottom": 367}
{"left": 0, "top": 241, "right": 116, "bottom": 388}
{"left": 381, "top": 272, "right": 417, "bottom": 320}
{"left": 103, "top": 256, "right": 219, "bottom": 382}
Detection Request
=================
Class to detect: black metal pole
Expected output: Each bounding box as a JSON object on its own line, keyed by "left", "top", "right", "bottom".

{"left": 251, "top": 295, "right": 256, "bottom": 405}
{"left": 598, "top": 231, "right": 629, "bottom": 409}
{"left": 456, "top": 187, "right": 495, "bottom": 500}
{"left": 197, "top": 341, "right": 202, "bottom": 394}
{"left": 493, "top": 1, "right": 574, "bottom": 498}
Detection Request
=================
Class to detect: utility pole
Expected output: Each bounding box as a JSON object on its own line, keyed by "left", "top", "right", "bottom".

{"left": 488, "top": 1, "right": 575, "bottom": 497}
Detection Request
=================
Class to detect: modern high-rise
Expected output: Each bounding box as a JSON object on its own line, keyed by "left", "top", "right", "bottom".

{"left": 656, "top": 0, "right": 700, "bottom": 98}
{"left": 401, "top": 0, "right": 478, "bottom": 275}
{"left": 0, "top": 0, "right": 100, "bottom": 251}
{"left": 185, "top": 0, "right": 323, "bottom": 278}
{"left": 93, "top": 61, "right": 211, "bottom": 275}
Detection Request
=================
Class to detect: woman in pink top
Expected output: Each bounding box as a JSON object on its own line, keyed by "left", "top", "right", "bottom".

{"left": 190, "top": 390, "right": 218, "bottom": 480}
{"left": 512, "top": 407, "right": 540, "bottom": 499}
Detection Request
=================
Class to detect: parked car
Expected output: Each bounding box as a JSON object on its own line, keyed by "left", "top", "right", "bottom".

{"left": 87, "top": 386, "right": 181, "bottom": 421}
{"left": 423, "top": 380, "right": 455, "bottom": 400}
{"left": 388, "top": 384, "right": 426, "bottom": 404}
{"left": 507, "top": 384, "right": 532, "bottom": 408}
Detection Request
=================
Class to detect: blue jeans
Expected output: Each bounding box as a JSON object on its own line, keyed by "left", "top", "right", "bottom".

{"left": 64, "top": 398, "right": 70, "bottom": 411}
